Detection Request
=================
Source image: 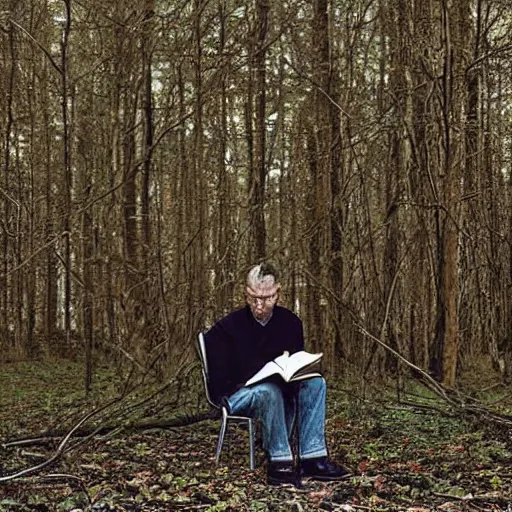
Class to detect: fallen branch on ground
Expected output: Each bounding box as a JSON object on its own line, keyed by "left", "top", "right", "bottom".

{"left": 357, "top": 325, "right": 512, "bottom": 428}
{"left": 0, "top": 359, "right": 202, "bottom": 482}
{"left": 1, "top": 409, "right": 218, "bottom": 450}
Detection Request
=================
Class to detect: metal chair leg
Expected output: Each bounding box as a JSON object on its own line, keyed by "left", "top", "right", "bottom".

{"left": 248, "top": 419, "right": 255, "bottom": 470}
{"left": 215, "top": 407, "right": 228, "bottom": 466}
{"left": 215, "top": 409, "right": 256, "bottom": 470}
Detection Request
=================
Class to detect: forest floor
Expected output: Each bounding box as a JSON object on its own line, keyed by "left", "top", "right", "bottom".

{"left": 0, "top": 359, "right": 512, "bottom": 512}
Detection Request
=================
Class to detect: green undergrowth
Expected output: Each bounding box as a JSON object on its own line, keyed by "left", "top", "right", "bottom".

{"left": 1, "top": 359, "right": 512, "bottom": 511}
{"left": 0, "top": 359, "right": 126, "bottom": 440}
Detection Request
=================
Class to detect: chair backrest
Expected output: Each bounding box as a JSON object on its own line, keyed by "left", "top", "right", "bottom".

{"left": 197, "top": 331, "right": 219, "bottom": 409}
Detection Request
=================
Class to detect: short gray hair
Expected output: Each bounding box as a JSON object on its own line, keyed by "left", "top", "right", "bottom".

{"left": 247, "top": 262, "right": 280, "bottom": 288}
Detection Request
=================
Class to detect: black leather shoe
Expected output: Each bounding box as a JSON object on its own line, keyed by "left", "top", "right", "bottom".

{"left": 267, "top": 461, "right": 299, "bottom": 486}
{"left": 301, "top": 457, "right": 352, "bottom": 481}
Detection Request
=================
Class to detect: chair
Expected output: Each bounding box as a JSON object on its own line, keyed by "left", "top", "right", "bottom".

{"left": 197, "top": 331, "right": 256, "bottom": 470}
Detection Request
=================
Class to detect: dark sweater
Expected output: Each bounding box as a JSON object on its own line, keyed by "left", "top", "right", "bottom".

{"left": 204, "top": 305, "right": 305, "bottom": 404}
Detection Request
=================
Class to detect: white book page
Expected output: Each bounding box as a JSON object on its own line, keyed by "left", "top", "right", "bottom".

{"left": 246, "top": 351, "right": 322, "bottom": 385}
{"left": 245, "top": 360, "right": 281, "bottom": 386}
{"left": 280, "top": 351, "right": 322, "bottom": 381}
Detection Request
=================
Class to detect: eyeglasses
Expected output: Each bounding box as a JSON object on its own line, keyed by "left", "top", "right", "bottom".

{"left": 247, "top": 292, "right": 278, "bottom": 305}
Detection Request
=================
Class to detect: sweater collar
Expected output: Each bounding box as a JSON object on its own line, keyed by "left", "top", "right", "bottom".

{"left": 247, "top": 304, "right": 275, "bottom": 326}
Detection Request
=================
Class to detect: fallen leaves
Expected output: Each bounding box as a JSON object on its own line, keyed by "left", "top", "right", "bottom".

{"left": 2, "top": 362, "right": 512, "bottom": 511}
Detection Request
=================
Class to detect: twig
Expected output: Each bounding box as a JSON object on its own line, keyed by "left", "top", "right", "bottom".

{"left": 2, "top": 410, "right": 217, "bottom": 451}
{"left": 2, "top": 437, "right": 56, "bottom": 448}
{"left": 432, "top": 490, "right": 512, "bottom": 506}
{"left": 20, "top": 451, "right": 47, "bottom": 459}
{"left": 356, "top": 325, "right": 459, "bottom": 407}
{"left": 0, "top": 406, "right": 96, "bottom": 482}
{"left": 392, "top": 400, "right": 455, "bottom": 417}
{"left": 0, "top": 231, "right": 70, "bottom": 279}
{"left": 0, "top": 394, "right": 125, "bottom": 482}
{"left": 30, "top": 473, "right": 86, "bottom": 484}
{"left": 8, "top": 19, "right": 62, "bottom": 75}
{"left": 169, "top": 505, "right": 210, "bottom": 510}
{"left": 487, "top": 392, "right": 512, "bottom": 405}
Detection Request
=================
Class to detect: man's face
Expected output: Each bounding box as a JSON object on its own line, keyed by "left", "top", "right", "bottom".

{"left": 246, "top": 278, "right": 280, "bottom": 322}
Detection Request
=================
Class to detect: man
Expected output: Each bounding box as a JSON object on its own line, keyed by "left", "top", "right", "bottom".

{"left": 205, "top": 263, "right": 349, "bottom": 485}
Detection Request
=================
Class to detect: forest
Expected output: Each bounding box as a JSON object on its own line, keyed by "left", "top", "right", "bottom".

{"left": 1, "top": 0, "right": 512, "bottom": 510}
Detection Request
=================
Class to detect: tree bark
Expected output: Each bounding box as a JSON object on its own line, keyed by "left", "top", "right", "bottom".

{"left": 247, "top": 0, "right": 269, "bottom": 263}
{"left": 437, "top": 0, "right": 471, "bottom": 387}
{"left": 61, "top": 0, "right": 73, "bottom": 342}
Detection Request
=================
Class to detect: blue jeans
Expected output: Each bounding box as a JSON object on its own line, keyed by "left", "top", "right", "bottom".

{"left": 226, "top": 377, "right": 328, "bottom": 462}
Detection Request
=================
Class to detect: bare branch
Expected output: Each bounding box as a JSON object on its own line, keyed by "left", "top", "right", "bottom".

{"left": 8, "top": 19, "right": 62, "bottom": 75}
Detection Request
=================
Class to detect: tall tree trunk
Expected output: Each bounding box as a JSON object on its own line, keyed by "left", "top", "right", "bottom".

{"left": 43, "top": 64, "right": 58, "bottom": 349}
{"left": 308, "top": 0, "right": 330, "bottom": 356}
{"left": 382, "top": 0, "right": 410, "bottom": 375}
{"left": 1, "top": 16, "right": 16, "bottom": 354}
{"left": 140, "top": 0, "right": 158, "bottom": 365}
{"left": 61, "top": 0, "right": 72, "bottom": 341}
{"left": 437, "top": 0, "right": 471, "bottom": 387}
{"left": 410, "top": 0, "right": 434, "bottom": 371}
{"left": 175, "top": 63, "right": 186, "bottom": 295}
{"left": 215, "top": 0, "right": 235, "bottom": 311}
{"left": 26, "top": 27, "right": 38, "bottom": 358}
{"left": 141, "top": 0, "right": 155, "bottom": 249}
{"left": 192, "top": 0, "right": 206, "bottom": 332}
{"left": 122, "top": 107, "right": 138, "bottom": 282}
{"left": 247, "top": 0, "right": 268, "bottom": 263}
{"left": 306, "top": 126, "right": 322, "bottom": 354}
{"left": 82, "top": 185, "right": 94, "bottom": 393}
{"left": 328, "top": 22, "right": 345, "bottom": 372}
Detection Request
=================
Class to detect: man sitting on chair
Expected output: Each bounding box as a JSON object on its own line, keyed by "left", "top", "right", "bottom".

{"left": 204, "top": 263, "right": 350, "bottom": 485}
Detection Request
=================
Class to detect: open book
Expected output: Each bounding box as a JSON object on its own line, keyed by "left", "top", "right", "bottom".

{"left": 246, "top": 351, "right": 323, "bottom": 386}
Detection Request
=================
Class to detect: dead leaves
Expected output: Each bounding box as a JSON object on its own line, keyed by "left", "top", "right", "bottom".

{"left": 2, "top": 363, "right": 512, "bottom": 511}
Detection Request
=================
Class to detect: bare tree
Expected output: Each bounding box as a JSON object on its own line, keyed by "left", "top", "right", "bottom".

{"left": 1, "top": 0, "right": 512, "bottom": 392}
